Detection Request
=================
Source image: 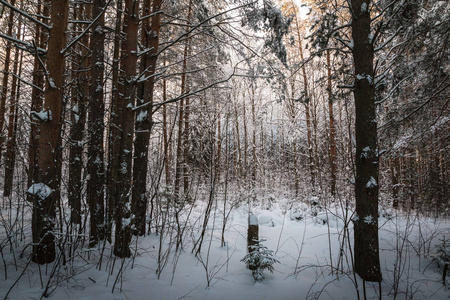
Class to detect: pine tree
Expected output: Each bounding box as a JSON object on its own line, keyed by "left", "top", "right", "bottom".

{"left": 351, "top": 0, "right": 382, "bottom": 282}
{"left": 31, "top": 0, "right": 69, "bottom": 264}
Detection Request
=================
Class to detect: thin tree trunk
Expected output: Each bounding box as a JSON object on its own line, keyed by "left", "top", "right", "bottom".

{"left": 391, "top": 156, "right": 400, "bottom": 208}
{"left": 68, "top": 3, "right": 89, "bottom": 225}
{"left": 162, "top": 54, "right": 171, "bottom": 186}
{"left": 174, "top": 0, "right": 192, "bottom": 200}
{"left": 28, "top": 0, "right": 49, "bottom": 200}
{"left": 106, "top": 0, "right": 123, "bottom": 243}
{"left": 351, "top": 0, "right": 382, "bottom": 282}
{"left": 243, "top": 99, "right": 248, "bottom": 179}
{"left": 221, "top": 112, "right": 230, "bottom": 247}
{"left": 3, "top": 14, "right": 22, "bottom": 198}
{"left": 327, "top": 50, "right": 337, "bottom": 197}
{"left": 162, "top": 72, "right": 170, "bottom": 185}
{"left": 234, "top": 104, "right": 242, "bottom": 177}
{"left": 183, "top": 95, "right": 190, "bottom": 195}
{"left": 293, "top": 7, "right": 315, "bottom": 192}
{"left": 216, "top": 110, "right": 222, "bottom": 180}
{"left": 86, "top": 0, "right": 106, "bottom": 246}
{"left": 113, "top": 0, "right": 139, "bottom": 258}
{"left": 132, "top": 0, "right": 162, "bottom": 236}
{"left": 0, "top": 0, "right": 16, "bottom": 162}
{"left": 174, "top": 99, "right": 184, "bottom": 198}
{"left": 31, "top": 0, "right": 69, "bottom": 264}
{"left": 251, "top": 83, "right": 256, "bottom": 186}
{"left": 288, "top": 71, "right": 299, "bottom": 195}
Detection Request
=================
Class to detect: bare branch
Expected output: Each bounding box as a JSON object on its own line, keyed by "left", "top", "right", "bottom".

{"left": 379, "top": 76, "right": 450, "bottom": 129}
{"left": 62, "top": 0, "right": 113, "bottom": 54}
{"left": 12, "top": 73, "right": 44, "bottom": 93}
{"left": 375, "top": 26, "right": 402, "bottom": 52}
{"left": 0, "top": 0, "right": 51, "bottom": 30}
{"left": 150, "top": 60, "right": 246, "bottom": 113}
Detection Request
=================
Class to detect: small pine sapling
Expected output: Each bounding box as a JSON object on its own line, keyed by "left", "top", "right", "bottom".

{"left": 241, "top": 239, "right": 280, "bottom": 282}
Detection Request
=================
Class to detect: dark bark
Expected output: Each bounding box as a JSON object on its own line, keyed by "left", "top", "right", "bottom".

{"left": 174, "top": 99, "right": 184, "bottom": 198}
{"left": 28, "top": 1, "right": 49, "bottom": 196}
{"left": 351, "top": 0, "right": 382, "bottom": 282}
{"left": 31, "top": 0, "right": 69, "bottom": 264}
{"left": 162, "top": 71, "right": 170, "bottom": 185}
{"left": 247, "top": 214, "right": 259, "bottom": 271}
{"left": 131, "top": 0, "right": 162, "bottom": 236}
{"left": 3, "top": 15, "right": 22, "bottom": 197}
{"left": 87, "top": 0, "right": 106, "bottom": 246}
{"left": 0, "top": 0, "right": 16, "bottom": 162}
{"left": 183, "top": 95, "right": 190, "bottom": 195}
{"left": 68, "top": 3, "right": 89, "bottom": 225}
{"left": 391, "top": 156, "right": 400, "bottom": 208}
{"left": 106, "top": 0, "right": 123, "bottom": 243}
{"left": 174, "top": 0, "right": 192, "bottom": 200}
{"left": 234, "top": 104, "right": 242, "bottom": 177}
{"left": 289, "top": 74, "right": 300, "bottom": 195}
{"left": 293, "top": 15, "right": 315, "bottom": 192}
{"left": 251, "top": 84, "right": 256, "bottom": 185}
{"left": 113, "top": 0, "right": 139, "bottom": 258}
{"left": 327, "top": 50, "right": 337, "bottom": 197}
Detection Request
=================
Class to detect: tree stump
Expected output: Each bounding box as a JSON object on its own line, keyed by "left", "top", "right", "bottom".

{"left": 247, "top": 214, "right": 259, "bottom": 270}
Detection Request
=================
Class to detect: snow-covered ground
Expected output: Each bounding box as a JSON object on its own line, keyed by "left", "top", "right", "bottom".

{"left": 1, "top": 198, "right": 449, "bottom": 300}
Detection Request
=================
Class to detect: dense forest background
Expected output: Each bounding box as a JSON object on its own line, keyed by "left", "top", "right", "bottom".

{"left": 0, "top": 0, "right": 448, "bottom": 298}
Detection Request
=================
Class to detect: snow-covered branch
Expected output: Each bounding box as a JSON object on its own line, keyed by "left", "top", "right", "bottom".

{"left": 0, "top": 33, "right": 46, "bottom": 54}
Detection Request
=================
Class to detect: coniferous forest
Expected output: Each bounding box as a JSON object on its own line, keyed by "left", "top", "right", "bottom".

{"left": 0, "top": 0, "right": 448, "bottom": 299}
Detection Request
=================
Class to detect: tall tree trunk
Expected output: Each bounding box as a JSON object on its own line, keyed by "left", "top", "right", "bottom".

{"left": 0, "top": 0, "right": 16, "bottom": 162}
{"left": 174, "top": 99, "right": 184, "bottom": 198}
{"left": 28, "top": 0, "right": 49, "bottom": 200}
{"left": 162, "top": 68, "right": 170, "bottom": 185}
{"left": 288, "top": 0, "right": 314, "bottom": 192}
{"left": 234, "top": 103, "right": 242, "bottom": 177}
{"left": 31, "top": 0, "right": 69, "bottom": 264}
{"left": 327, "top": 50, "right": 337, "bottom": 197}
{"left": 68, "top": 3, "right": 89, "bottom": 225}
{"left": 351, "top": 0, "right": 382, "bottom": 282}
{"left": 216, "top": 112, "right": 221, "bottom": 174}
{"left": 251, "top": 83, "right": 257, "bottom": 187}
{"left": 86, "top": 0, "right": 107, "bottom": 246}
{"left": 113, "top": 0, "right": 139, "bottom": 258}
{"left": 243, "top": 98, "right": 248, "bottom": 179}
{"left": 106, "top": 0, "right": 123, "bottom": 243}
{"left": 174, "top": 0, "right": 192, "bottom": 200}
{"left": 132, "top": 0, "right": 162, "bottom": 236}
{"left": 288, "top": 70, "right": 299, "bottom": 195}
{"left": 293, "top": 10, "right": 315, "bottom": 193}
{"left": 183, "top": 95, "right": 190, "bottom": 195}
{"left": 3, "top": 14, "right": 22, "bottom": 197}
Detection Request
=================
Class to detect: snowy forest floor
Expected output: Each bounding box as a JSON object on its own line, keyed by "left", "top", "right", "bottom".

{"left": 1, "top": 196, "right": 450, "bottom": 300}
